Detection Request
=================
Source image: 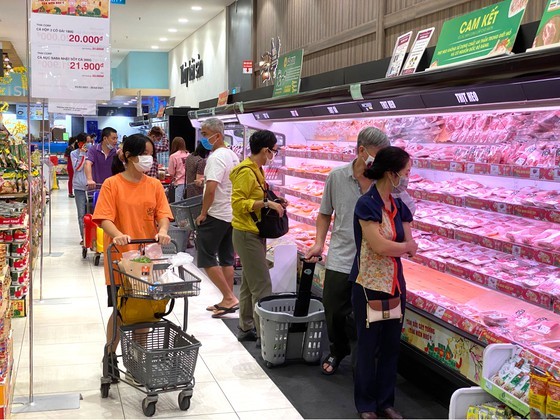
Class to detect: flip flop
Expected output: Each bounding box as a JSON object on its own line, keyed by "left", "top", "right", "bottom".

{"left": 211, "top": 305, "right": 239, "bottom": 318}
{"left": 321, "top": 354, "right": 340, "bottom": 375}
{"left": 206, "top": 304, "right": 220, "bottom": 312}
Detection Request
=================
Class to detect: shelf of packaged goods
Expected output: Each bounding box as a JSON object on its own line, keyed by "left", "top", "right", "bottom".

{"left": 281, "top": 148, "right": 355, "bottom": 162}
{"left": 412, "top": 158, "right": 560, "bottom": 182}
{"left": 0, "top": 193, "right": 28, "bottom": 199}
{"left": 412, "top": 204, "right": 560, "bottom": 268}
{"left": 278, "top": 167, "right": 329, "bottom": 182}
{"left": 408, "top": 189, "right": 560, "bottom": 225}
{"left": 275, "top": 185, "right": 323, "bottom": 205}
{"left": 407, "top": 236, "right": 559, "bottom": 311}
{"left": 404, "top": 261, "right": 560, "bottom": 363}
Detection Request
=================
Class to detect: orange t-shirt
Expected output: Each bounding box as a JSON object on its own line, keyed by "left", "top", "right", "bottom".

{"left": 92, "top": 173, "right": 173, "bottom": 285}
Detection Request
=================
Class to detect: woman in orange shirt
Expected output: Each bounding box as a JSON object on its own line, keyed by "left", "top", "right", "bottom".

{"left": 93, "top": 134, "right": 173, "bottom": 379}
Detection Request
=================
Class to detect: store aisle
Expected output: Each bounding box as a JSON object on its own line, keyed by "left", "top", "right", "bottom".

{"left": 10, "top": 186, "right": 301, "bottom": 419}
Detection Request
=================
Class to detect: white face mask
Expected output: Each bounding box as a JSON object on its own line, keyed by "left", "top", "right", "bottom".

{"left": 106, "top": 142, "right": 115, "bottom": 150}
{"left": 393, "top": 174, "right": 409, "bottom": 193}
{"left": 132, "top": 155, "right": 153, "bottom": 173}
{"left": 363, "top": 152, "right": 375, "bottom": 167}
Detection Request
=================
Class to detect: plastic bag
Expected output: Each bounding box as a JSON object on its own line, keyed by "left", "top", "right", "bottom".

{"left": 169, "top": 252, "right": 194, "bottom": 267}
{"left": 145, "top": 243, "right": 163, "bottom": 260}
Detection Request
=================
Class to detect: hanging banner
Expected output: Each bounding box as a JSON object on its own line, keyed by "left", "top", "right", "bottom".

{"left": 529, "top": 0, "right": 560, "bottom": 50}
{"left": 429, "top": 0, "right": 527, "bottom": 69}
{"left": 30, "top": 0, "right": 111, "bottom": 100}
{"left": 401, "top": 310, "right": 485, "bottom": 384}
{"left": 16, "top": 104, "right": 48, "bottom": 120}
{"left": 386, "top": 31, "right": 413, "bottom": 78}
{"left": 401, "top": 28, "right": 435, "bottom": 75}
{"left": 48, "top": 100, "right": 97, "bottom": 115}
{"left": 273, "top": 49, "right": 304, "bottom": 97}
{"left": 0, "top": 70, "right": 28, "bottom": 97}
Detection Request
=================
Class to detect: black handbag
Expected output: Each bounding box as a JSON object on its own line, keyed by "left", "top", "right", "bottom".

{"left": 166, "top": 183, "right": 176, "bottom": 202}
{"left": 245, "top": 168, "right": 289, "bottom": 239}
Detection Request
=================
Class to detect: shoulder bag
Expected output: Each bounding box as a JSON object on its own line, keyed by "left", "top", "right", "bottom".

{"left": 244, "top": 168, "right": 289, "bottom": 239}
{"left": 364, "top": 286, "right": 402, "bottom": 327}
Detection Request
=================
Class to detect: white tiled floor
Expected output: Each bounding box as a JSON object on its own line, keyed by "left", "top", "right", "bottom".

{"left": 10, "top": 187, "right": 302, "bottom": 419}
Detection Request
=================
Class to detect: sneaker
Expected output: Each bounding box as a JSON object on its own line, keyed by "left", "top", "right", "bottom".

{"left": 237, "top": 328, "right": 257, "bottom": 342}
{"left": 68, "top": 194, "right": 75, "bottom": 198}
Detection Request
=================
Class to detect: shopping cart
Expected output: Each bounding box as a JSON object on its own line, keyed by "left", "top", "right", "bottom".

{"left": 255, "top": 258, "right": 325, "bottom": 368}
{"left": 82, "top": 184, "right": 103, "bottom": 265}
{"left": 100, "top": 239, "right": 202, "bottom": 417}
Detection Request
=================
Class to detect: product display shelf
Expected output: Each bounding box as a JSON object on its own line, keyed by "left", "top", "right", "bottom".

{"left": 412, "top": 158, "right": 560, "bottom": 182}
{"left": 411, "top": 210, "right": 560, "bottom": 268}
{"left": 281, "top": 148, "right": 355, "bottom": 163}
{"left": 405, "top": 262, "right": 560, "bottom": 356}
{"left": 408, "top": 254, "right": 556, "bottom": 311}
{"left": 275, "top": 185, "right": 322, "bottom": 205}
{"left": 278, "top": 167, "right": 329, "bottom": 182}
{"left": 408, "top": 188, "right": 560, "bottom": 225}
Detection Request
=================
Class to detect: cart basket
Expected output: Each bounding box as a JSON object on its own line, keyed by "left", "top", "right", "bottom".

{"left": 120, "top": 320, "right": 200, "bottom": 391}
{"left": 255, "top": 294, "right": 325, "bottom": 366}
{"left": 170, "top": 196, "right": 202, "bottom": 231}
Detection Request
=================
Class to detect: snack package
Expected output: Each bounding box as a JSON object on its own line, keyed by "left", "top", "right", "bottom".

{"left": 529, "top": 368, "right": 549, "bottom": 419}
{"left": 547, "top": 379, "right": 560, "bottom": 418}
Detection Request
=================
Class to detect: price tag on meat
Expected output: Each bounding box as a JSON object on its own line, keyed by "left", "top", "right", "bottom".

{"left": 490, "top": 164, "right": 500, "bottom": 176}
{"left": 31, "top": 44, "right": 110, "bottom": 100}
{"left": 530, "top": 168, "right": 541, "bottom": 180}
{"left": 466, "top": 163, "right": 475, "bottom": 174}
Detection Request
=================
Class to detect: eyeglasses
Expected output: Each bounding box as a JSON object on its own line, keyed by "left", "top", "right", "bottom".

{"left": 268, "top": 148, "right": 279, "bottom": 156}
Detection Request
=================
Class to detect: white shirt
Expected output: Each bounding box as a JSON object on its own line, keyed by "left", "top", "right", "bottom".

{"left": 204, "top": 147, "right": 240, "bottom": 222}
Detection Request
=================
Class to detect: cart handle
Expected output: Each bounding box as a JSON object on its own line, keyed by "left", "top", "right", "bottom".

{"left": 128, "top": 238, "right": 159, "bottom": 244}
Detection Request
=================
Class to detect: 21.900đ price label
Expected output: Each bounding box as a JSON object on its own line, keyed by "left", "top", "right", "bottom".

{"left": 69, "top": 62, "right": 104, "bottom": 71}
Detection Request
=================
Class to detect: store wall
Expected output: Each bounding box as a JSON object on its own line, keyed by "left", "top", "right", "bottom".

{"left": 169, "top": 11, "right": 228, "bottom": 107}
{"left": 227, "top": 0, "right": 253, "bottom": 93}
{"left": 111, "top": 52, "right": 168, "bottom": 89}
{"left": 254, "top": 0, "right": 547, "bottom": 83}
{"left": 84, "top": 116, "right": 138, "bottom": 139}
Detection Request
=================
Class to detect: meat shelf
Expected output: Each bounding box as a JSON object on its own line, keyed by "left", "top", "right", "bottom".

{"left": 412, "top": 158, "right": 560, "bottom": 182}
{"left": 407, "top": 234, "right": 559, "bottom": 311}
{"left": 280, "top": 148, "right": 355, "bottom": 162}
{"left": 275, "top": 185, "right": 323, "bottom": 205}
{"left": 412, "top": 201, "right": 560, "bottom": 268}
{"left": 408, "top": 188, "right": 560, "bottom": 224}
{"left": 405, "top": 261, "right": 560, "bottom": 364}
{"left": 278, "top": 167, "right": 329, "bottom": 182}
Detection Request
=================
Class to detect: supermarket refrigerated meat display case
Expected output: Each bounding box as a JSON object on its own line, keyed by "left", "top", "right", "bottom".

{"left": 188, "top": 47, "right": 560, "bottom": 388}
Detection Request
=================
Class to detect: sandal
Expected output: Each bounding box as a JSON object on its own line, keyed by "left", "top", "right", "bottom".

{"left": 211, "top": 305, "right": 239, "bottom": 319}
{"left": 321, "top": 354, "right": 340, "bottom": 375}
{"left": 206, "top": 304, "right": 220, "bottom": 312}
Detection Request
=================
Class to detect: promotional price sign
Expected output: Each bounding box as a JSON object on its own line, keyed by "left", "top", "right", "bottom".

{"left": 32, "top": 44, "right": 110, "bottom": 100}
{"left": 273, "top": 49, "right": 304, "bottom": 98}
{"left": 386, "top": 31, "right": 412, "bottom": 78}
{"left": 30, "top": 0, "right": 111, "bottom": 100}
{"left": 48, "top": 100, "right": 97, "bottom": 115}
{"left": 529, "top": 0, "right": 560, "bottom": 50}
{"left": 401, "top": 28, "right": 435, "bottom": 75}
{"left": 429, "top": 0, "right": 527, "bottom": 69}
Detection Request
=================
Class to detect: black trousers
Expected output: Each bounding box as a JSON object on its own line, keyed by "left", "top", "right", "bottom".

{"left": 322, "top": 269, "right": 354, "bottom": 359}
{"left": 352, "top": 282, "right": 405, "bottom": 414}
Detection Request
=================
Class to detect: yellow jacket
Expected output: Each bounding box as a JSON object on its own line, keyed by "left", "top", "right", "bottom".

{"left": 230, "top": 158, "right": 266, "bottom": 234}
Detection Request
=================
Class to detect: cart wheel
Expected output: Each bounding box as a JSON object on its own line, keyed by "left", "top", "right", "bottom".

{"left": 142, "top": 398, "right": 156, "bottom": 417}
{"left": 178, "top": 392, "right": 191, "bottom": 411}
{"left": 100, "top": 383, "right": 110, "bottom": 398}
{"left": 265, "top": 361, "right": 274, "bottom": 368}
{"left": 94, "top": 255, "right": 101, "bottom": 266}
{"left": 82, "top": 247, "right": 87, "bottom": 259}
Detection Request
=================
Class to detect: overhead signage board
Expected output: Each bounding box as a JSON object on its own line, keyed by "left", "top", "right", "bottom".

{"left": 16, "top": 104, "right": 48, "bottom": 120}
{"left": 386, "top": 31, "right": 412, "bottom": 78}
{"left": 429, "top": 0, "right": 527, "bottom": 69}
{"left": 401, "top": 28, "right": 435, "bottom": 75}
{"left": 529, "top": 0, "right": 560, "bottom": 51}
{"left": 273, "top": 49, "right": 304, "bottom": 97}
{"left": 30, "top": 0, "right": 111, "bottom": 101}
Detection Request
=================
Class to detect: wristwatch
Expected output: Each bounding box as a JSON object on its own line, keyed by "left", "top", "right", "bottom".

{"left": 263, "top": 198, "right": 269, "bottom": 209}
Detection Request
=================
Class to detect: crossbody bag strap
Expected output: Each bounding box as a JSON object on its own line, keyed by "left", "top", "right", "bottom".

{"left": 240, "top": 167, "right": 267, "bottom": 223}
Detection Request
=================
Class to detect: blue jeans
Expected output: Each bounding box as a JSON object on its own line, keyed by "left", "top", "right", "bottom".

{"left": 74, "top": 189, "right": 87, "bottom": 240}
{"left": 174, "top": 184, "right": 185, "bottom": 203}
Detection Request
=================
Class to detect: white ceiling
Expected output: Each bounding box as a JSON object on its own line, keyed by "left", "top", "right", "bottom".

{"left": 0, "top": 0, "right": 236, "bottom": 68}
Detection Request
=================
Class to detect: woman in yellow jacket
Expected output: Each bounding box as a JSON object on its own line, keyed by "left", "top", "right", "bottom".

{"left": 230, "top": 130, "right": 286, "bottom": 348}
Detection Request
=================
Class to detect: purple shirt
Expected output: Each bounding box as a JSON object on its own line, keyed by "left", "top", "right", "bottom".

{"left": 86, "top": 143, "right": 116, "bottom": 184}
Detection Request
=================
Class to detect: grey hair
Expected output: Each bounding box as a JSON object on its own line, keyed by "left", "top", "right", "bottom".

{"left": 201, "top": 118, "right": 224, "bottom": 135}
{"left": 356, "top": 127, "right": 390, "bottom": 149}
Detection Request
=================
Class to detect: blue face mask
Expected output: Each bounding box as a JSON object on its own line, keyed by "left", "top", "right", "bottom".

{"left": 199, "top": 133, "right": 217, "bottom": 151}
